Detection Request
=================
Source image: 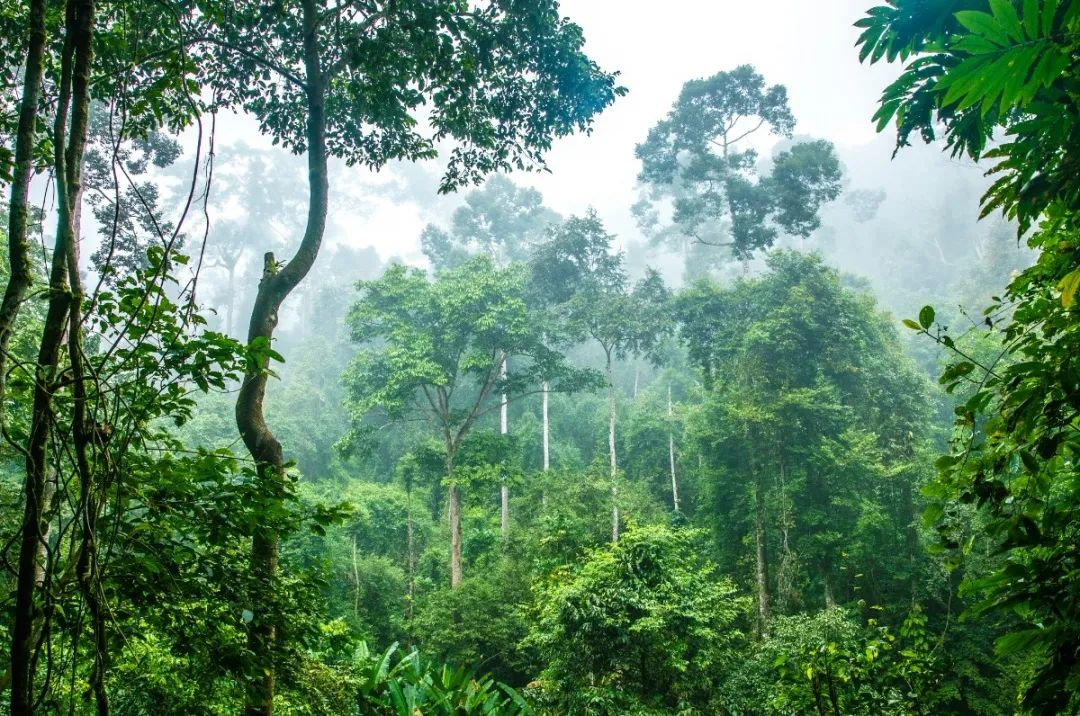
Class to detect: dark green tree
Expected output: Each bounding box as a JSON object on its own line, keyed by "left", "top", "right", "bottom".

{"left": 530, "top": 212, "right": 671, "bottom": 541}
{"left": 635, "top": 65, "right": 843, "bottom": 263}
{"left": 529, "top": 524, "right": 748, "bottom": 714}
{"left": 343, "top": 256, "right": 597, "bottom": 589}
{"left": 677, "top": 252, "right": 934, "bottom": 636}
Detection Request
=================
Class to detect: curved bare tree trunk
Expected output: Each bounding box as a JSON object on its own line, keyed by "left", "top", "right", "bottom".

{"left": 235, "top": 4, "right": 328, "bottom": 714}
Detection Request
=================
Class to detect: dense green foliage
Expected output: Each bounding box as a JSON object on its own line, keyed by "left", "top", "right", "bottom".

{"left": 861, "top": 0, "right": 1080, "bottom": 711}
{"left": 635, "top": 66, "right": 843, "bottom": 267}
{"left": 529, "top": 524, "right": 747, "bottom": 714}
{"left": 1, "top": 0, "right": 1077, "bottom": 713}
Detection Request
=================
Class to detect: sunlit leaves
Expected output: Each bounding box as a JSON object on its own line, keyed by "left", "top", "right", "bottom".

{"left": 764, "top": 608, "right": 943, "bottom": 714}
{"left": 1057, "top": 267, "right": 1080, "bottom": 307}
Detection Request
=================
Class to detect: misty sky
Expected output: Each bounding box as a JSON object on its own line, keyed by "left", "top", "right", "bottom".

{"left": 206, "top": 1, "right": 908, "bottom": 266}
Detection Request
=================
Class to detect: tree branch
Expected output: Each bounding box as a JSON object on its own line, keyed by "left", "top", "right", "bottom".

{"left": 194, "top": 35, "right": 307, "bottom": 91}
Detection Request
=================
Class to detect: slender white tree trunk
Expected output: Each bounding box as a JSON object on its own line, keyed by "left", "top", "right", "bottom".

{"left": 351, "top": 535, "right": 360, "bottom": 618}
{"left": 668, "top": 384, "right": 679, "bottom": 511}
{"left": 449, "top": 482, "right": 462, "bottom": 588}
{"left": 607, "top": 352, "right": 618, "bottom": 542}
{"left": 447, "top": 438, "right": 462, "bottom": 588}
{"left": 500, "top": 353, "right": 509, "bottom": 541}
{"left": 542, "top": 381, "right": 550, "bottom": 471}
{"left": 406, "top": 489, "right": 415, "bottom": 619}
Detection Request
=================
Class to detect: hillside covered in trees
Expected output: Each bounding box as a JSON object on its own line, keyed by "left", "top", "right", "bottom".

{"left": 0, "top": 1, "right": 1078, "bottom": 714}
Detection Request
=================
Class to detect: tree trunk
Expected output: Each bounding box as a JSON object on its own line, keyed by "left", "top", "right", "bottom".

{"left": 542, "top": 381, "right": 550, "bottom": 471}
{"left": 0, "top": 0, "right": 47, "bottom": 414}
{"left": 406, "top": 489, "right": 415, "bottom": 621}
{"left": 499, "top": 353, "right": 508, "bottom": 541}
{"left": 754, "top": 471, "right": 770, "bottom": 638}
{"left": 235, "top": 4, "right": 328, "bottom": 713}
{"left": 225, "top": 263, "right": 236, "bottom": 336}
{"left": 776, "top": 455, "right": 797, "bottom": 613}
{"left": 351, "top": 536, "right": 360, "bottom": 619}
{"left": 445, "top": 419, "right": 463, "bottom": 589}
{"left": 10, "top": 179, "right": 68, "bottom": 716}
{"left": 668, "top": 384, "right": 679, "bottom": 511}
{"left": 449, "top": 480, "right": 462, "bottom": 588}
{"left": 607, "top": 351, "right": 618, "bottom": 542}
{"left": 0, "top": 470, "right": 55, "bottom": 697}
{"left": 11, "top": 2, "right": 93, "bottom": 709}
{"left": 64, "top": 34, "right": 106, "bottom": 707}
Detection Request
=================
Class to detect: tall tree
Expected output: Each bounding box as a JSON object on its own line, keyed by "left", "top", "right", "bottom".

{"left": 635, "top": 65, "right": 843, "bottom": 265}
{"left": 677, "top": 252, "right": 934, "bottom": 637}
{"left": 343, "top": 256, "right": 597, "bottom": 588}
{"left": 10, "top": 1, "right": 98, "bottom": 709}
{"left": 0, "top": 0, "right": 237, "bottom": 708}
{"left": 193, "top": 3, "right": 621, "bottom": 710}
{"left": 531, "top": 212, "right": 671, "bottom": 541}
{"left": 421, "top": 175, "right": 560, "bottom": 540}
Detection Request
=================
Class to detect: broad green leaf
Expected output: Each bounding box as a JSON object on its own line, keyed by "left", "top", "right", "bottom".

{"left": 1058, "top": 268, "right": 1080, "bottom": 307}
{"left": 955, "top": 10, "right": 1011, "bottom": 47}
{"left": 918, "top": 305, "right": 936, "bottom": 329}
{"left": 996, "top": 628, "right": 1051, "bottom": 656}
{"left": 989, "top": 0, "right": 1025, "bottom": 42}
{"left": 1043, "top": 0, "right": 1061, "bottom": 36}
{"left": 1022, "top": 0, "right": 1041, "bottom": 39}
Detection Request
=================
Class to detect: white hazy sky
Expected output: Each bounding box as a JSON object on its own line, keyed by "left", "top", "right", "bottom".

{"left": 511, "top": 0, "right": 900, "bottom": 218}
{"left": 206, "top": 1, "right": 906, "bottom": 266}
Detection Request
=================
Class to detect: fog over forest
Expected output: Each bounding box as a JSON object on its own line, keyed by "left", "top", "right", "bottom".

{"left": 0, "top": 1, "right": 1075, "bottom": 714}
{"left": 78, "top": 0, "right": 1029, "bottom": 307}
